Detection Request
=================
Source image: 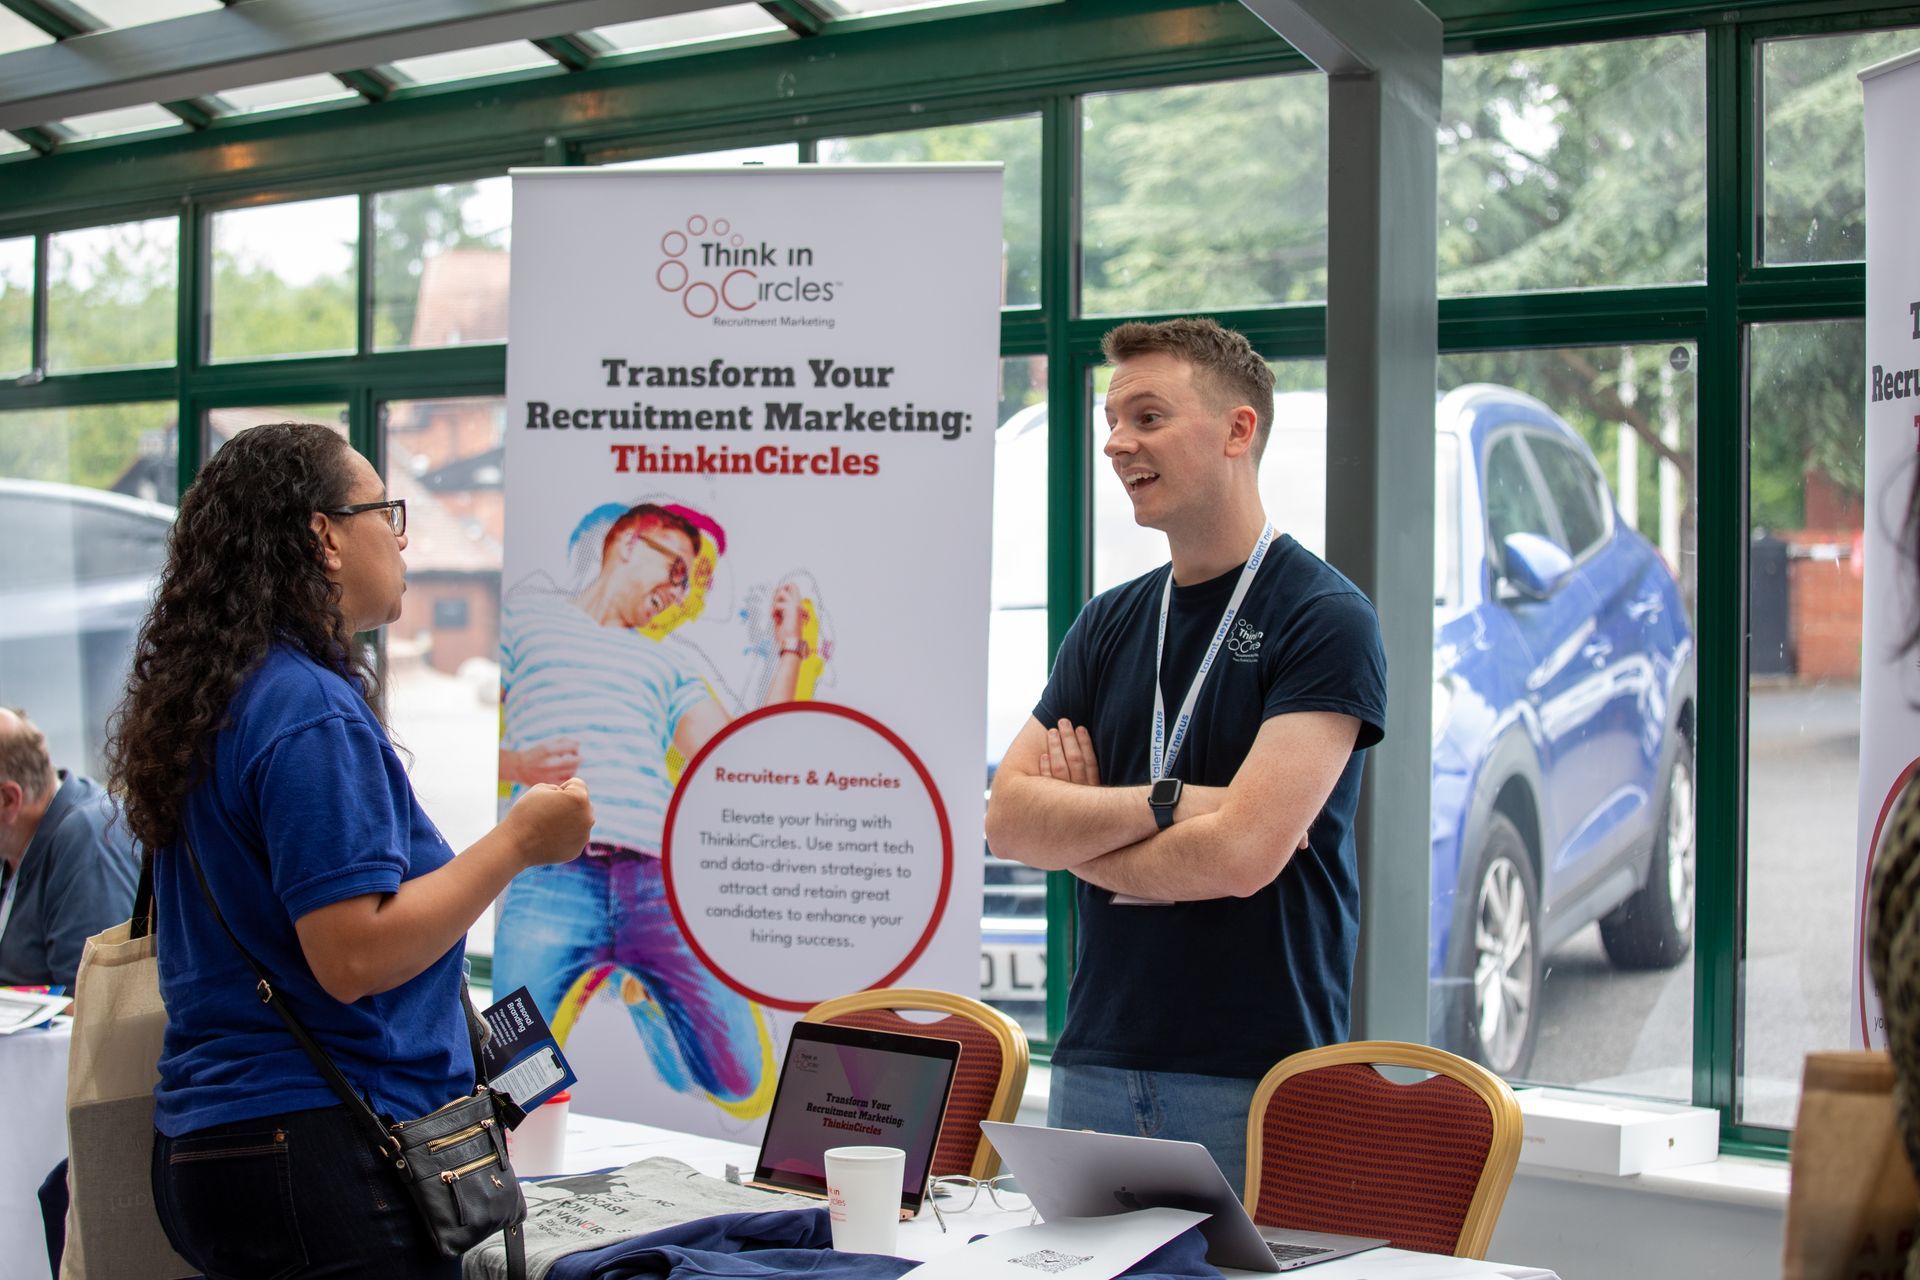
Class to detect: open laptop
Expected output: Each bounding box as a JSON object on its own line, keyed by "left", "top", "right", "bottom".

{"left": 981, "top": 1121, "right": 1387, "bottom": 1272}
{"left": 744, "top": 1020, "right": 961, "bottom": 1218}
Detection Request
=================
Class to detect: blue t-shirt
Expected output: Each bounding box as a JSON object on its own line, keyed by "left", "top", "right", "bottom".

{"left": 1034, "top": 535, "right": 1387, "bottom": 1078}
{"left": 153, "top": 644, "right": 469, "bottom": 1136}
{"left": 547, "top": 1206, "right": 1222, "bottom": 1279}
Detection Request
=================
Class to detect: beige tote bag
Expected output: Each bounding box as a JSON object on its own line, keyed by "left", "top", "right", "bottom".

{"left": 60, "top": 867, "right": 193, "bottom": 1280}
{"left": 1782, "top": 1051, "right": 1920, "bottom": 1279}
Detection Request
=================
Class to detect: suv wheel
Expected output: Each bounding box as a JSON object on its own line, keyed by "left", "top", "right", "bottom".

{"left": 1457, "top": 812, "right": 1541, "bottom": 1078}
{"left": 1599, "top": 746, "right": 1695, "bottom": 970}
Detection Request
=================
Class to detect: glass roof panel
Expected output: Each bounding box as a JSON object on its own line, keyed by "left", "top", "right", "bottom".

{"left": 58, "top": 103, "right": 183, "bottom": 141}
{"left": 0, "top": 9, "right": 54, "bottom": 55}
{"left": 390, "top": 40, "right": 557, "bottom": 86}
{"left": 592, "top": 6, "right": 786, "bottom": 54}
{"left": 218, "top": 74, "right": 360, "bottom": 116}
{"left": 80, "top": 0, "right": 222, "bottom": 31}
{"left": 827, "top": 0, "right": 987, "bottom": 15}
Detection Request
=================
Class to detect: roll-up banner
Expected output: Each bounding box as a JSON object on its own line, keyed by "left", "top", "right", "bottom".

{"left": 497, "top": 166, "right": 1001, "bottom": 1136}
{"left": 1854, "top": 51, "right": 1920, "bottom": 1050}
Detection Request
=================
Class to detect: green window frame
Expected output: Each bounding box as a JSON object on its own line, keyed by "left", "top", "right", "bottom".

{"left": 2, "top": 0, "right": 1907, "bottom": 1157}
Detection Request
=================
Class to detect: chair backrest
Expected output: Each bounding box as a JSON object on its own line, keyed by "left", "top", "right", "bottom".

{"left": 801, "top": 987, "right": 1029, "bottom": 1180}
{"left": 1243, "top": 1040, "right": 1522, "bottom": 1259}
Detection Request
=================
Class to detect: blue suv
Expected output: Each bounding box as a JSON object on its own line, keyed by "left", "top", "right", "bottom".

{"left": 985, "top": 384, "right": 1696, "bottom": 1077}
{"left": 1429, "top": 385, "right": 1695, "bottom": 1076}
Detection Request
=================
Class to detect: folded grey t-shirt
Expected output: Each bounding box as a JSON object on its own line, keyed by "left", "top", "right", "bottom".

{"left": 463, "top": 1157, "right": 815, "bottom": 1280}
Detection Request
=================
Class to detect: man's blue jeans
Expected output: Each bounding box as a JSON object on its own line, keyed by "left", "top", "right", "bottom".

{"left": 493, "top": 852, "right": 763, "bottom": 1104}
{"left": 1047, "top": 1062, "right": 1260, "bottom": 1198}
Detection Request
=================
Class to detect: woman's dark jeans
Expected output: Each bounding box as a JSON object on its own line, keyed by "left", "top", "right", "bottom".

{"left": 152, "top": 1104, "right": 460, "bottom": 1279}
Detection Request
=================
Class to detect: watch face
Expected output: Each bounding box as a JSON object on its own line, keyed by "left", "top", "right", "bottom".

{"left": 1149, "top": 778, "right": 1181, "bottom": 807}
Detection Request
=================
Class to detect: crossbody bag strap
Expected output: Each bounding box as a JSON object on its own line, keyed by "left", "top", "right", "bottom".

{"left": 129, "top": 850, "right": 155, "bottom": 940}
{"left": 179, "top": 833, "right": 395, "bottom": 1156}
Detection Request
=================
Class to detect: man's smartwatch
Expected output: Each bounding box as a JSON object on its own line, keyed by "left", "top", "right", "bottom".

{"left": 1148, "top": 777, "right": 1183, "bottom": 830}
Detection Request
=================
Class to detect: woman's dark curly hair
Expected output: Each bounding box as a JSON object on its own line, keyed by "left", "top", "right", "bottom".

{"left": 107, "top": 423, "right": 378, "bottom": 852}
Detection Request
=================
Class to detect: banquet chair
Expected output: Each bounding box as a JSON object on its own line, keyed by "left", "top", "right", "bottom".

{"left": 1243, "top": 1040, "right": 1522, "bottom": 1259}
{"left": 802, "top": 988, "right": 1029, "bottom": 1179}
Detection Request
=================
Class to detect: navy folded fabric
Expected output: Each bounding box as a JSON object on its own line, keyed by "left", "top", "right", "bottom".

{"left": 548, "top": 1207, "right": 1224, "bottom": 1280}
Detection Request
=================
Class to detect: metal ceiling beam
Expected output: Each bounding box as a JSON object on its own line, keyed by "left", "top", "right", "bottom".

{"left": 0, "top": 0, "right": 735, "bottom": 131}
{"left": 1240, "top": 0, "right": 1442, "bottom": 1047}
{"left": 1235, "top": 0, "right": 1436, "bottom": 74}
{"left": 0, "top": 0, "right": 225, "bottom": 136}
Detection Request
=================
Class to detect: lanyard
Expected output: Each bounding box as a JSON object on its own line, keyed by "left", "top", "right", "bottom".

{"left": 1149, "top": 524, "right": 1275, "bottom": 782}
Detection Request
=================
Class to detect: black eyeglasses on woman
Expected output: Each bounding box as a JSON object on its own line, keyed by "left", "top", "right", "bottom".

{"left": 322, "top": 498, "right": 407, "bottom": 537}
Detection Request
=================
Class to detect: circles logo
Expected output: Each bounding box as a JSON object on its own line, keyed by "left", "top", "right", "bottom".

{"left": 658, "top": 214, "right": 753, "bottom": 319}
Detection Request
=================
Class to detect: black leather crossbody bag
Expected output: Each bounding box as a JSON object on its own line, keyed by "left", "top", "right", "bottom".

{"left": 181, "top": 835, "right": 528, "bottom": 1280}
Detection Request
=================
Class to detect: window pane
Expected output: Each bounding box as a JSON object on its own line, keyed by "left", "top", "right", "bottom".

{"left": 219, "top": 74, "right": 359, "bottom": 116}
{"left": 1434, "top": 344, "right": 1697, "bottom": 1097}
{"left": 1091, "top": 358, "right": 1328, "bottom": 595}
{"left": 592, "top": 6, "right": 786, "bottom": 53}
{"left": 1742, "top": 320, "right": 1864, "bottom": 1128}
{"left": 56, "top": 104, "right": 182, "bottom": 141}
{"left": 81, "top": 0, "right": 218, "bottom": 29}
{"left": 1761, "top": 28, "right": 1920, "bottom": 265}
{"left": 382, "top": 397, "right": 507, "bottom": 954}
{"left": 0, "top": 402, "right": 176, "bottom": 778}
{"left": 985, "top": 356, "right": 1049, "bottom": 1039}
{"left": 48, "top": 217, "right": 177, "bottom": 373}
{"left": 206, "top": 405, "right": 348, "bottom": 459}
{"left": 0, "top": 9, "right": 53, "bottom": 54}
{"left": 820, "top": 115, "right": 1040, "bottom": 308}
{"left": 0, "top": 236, "right": 29, "bottom": 378}
{"left": 1439, "top": 35, "right": 1706, "bottom": 295}
{"left": 374, "top": 177, "right": 511, "bottom": 351}
{"left": 832, "top": 0, "right": 984, "bottom": 15}
{"left": 211, "top": 197, "right": 357, "bottom": 362}
{"left": 1083, "top": 74, "right": 1327, "bottom": 314}
{"left": 391, "top": 41, "right": 554, "bottom": 86}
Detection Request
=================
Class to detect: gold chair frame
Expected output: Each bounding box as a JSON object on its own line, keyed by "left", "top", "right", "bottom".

{"left": 1243, "top": 1039, "right": 1523, "bottom": 1259}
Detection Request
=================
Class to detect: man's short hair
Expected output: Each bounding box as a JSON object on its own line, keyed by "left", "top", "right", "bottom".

{"left": 0, "top": 708, "right": 55, "bottom": 798}
{"left": 603, "top": 504, "right": 703, "bottom": 562}
{"left": 1102, "top": 317, "right": 1275, "bottom": 461}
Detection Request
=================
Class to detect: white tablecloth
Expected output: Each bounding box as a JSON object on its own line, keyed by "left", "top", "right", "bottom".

{"left": 1, "top": 1020, "right": 72, "bottom": 1280}
{"left": 561, "top": 1113, "right": 1561, "bottom": 1280}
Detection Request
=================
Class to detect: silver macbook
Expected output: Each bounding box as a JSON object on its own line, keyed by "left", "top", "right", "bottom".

{"left": 980, "top": 1121, "right": 1387, "bottom": 1273}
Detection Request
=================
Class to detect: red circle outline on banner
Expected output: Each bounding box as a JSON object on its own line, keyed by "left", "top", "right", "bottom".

{"left": 1858, "top": 754, "right": 1920, "bottom": 1046}
{"left": 661, "top": 701, "right": 954, "bottom": 1011}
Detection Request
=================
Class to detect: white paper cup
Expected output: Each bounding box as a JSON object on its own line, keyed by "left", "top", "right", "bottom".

{"left": 823, "top": 1145, "right": 905, "bottom": 1254}
{"left": 506, "top": 1090, "right": 570, "bottom": 1177}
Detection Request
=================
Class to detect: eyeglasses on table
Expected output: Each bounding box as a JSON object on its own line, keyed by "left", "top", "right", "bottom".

{"left": 926, "top": 1173, "right": 1034, "bottom": 1233}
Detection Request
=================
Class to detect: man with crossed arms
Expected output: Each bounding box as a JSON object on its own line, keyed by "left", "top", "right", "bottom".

{"left": 985, "top": 318, "right": 1387, "bottom": 1193}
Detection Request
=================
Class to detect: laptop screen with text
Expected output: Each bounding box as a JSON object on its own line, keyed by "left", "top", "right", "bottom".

{"left": 752, "top": 1020, "right": 961, "bottom": 1212}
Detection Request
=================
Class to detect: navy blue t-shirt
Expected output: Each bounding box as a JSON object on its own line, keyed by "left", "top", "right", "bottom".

{"left": 1035, "top": 535, "right": 1387, "bottom": 1078}
{"left": 154, "top": 644, "right": 468, "bottom": 1136}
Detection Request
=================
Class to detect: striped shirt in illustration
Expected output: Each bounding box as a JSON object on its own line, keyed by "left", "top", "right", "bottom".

{"left": 500, "top": 579, "right": 712, "bottom": 854}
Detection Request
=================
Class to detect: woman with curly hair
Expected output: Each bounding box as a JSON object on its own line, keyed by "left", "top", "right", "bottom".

{"left": 109, "top": 422, "right": 593, "bottom": 1278}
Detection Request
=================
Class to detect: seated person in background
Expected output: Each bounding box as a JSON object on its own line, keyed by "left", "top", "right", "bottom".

{"left": 0, "top": 708, "right": 140, "bottom": 988}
